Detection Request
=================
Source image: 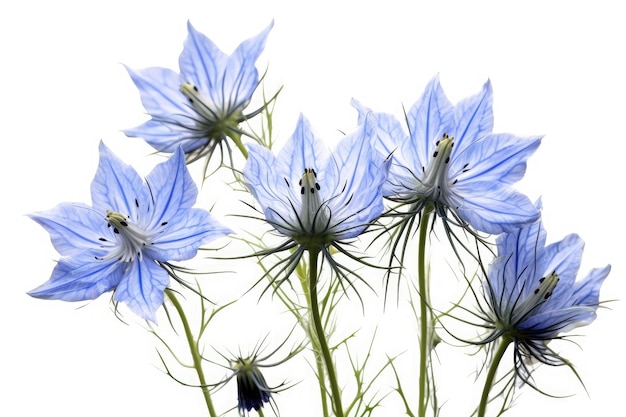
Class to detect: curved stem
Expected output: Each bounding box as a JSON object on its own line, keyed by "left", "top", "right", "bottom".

{"left": 227, "top": 131, "right": 249, "bottom": 159}
{"left": 165, "top": 289, "right": 218, "bottom": 417}
{"left": 477, "top": 337, "right": 512, "bottom": 417}
{"left": 417, "top": 206, "right": 433, "bottom": 417}
{"left": 308, "top": 249, "right": 344, "bottom": 416}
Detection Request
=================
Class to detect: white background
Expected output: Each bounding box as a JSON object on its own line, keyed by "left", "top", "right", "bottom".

{"left": 1, "top": 1, "right": 624, "bottom": 416}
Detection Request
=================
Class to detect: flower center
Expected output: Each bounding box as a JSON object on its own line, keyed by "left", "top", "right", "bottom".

{"left": 298, "top": 168, "right": 331, "bottom": 235}
{"left": 180, "top": 82, "right": 221, "bottom": 121}
{"left": 417, "top": 134, "right": 455, "bottom": 201}
{"left": 101, "top": 210, "right": 155, "bottom": 262}
{"left": 510, "top": 271, "right": 560, "bottom": 325}
{"left": 180, "top": 82, "right": 242, "bottom": 135}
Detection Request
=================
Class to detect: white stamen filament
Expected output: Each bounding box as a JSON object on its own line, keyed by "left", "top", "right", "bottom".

{"left": 416, "top": 134, "right": 454, "bottom": 201}
{"left": 510, "top": 271, "right": 560, "bottom": 324}
{"left": 104, "top": 210, "right": 155, "bottom": 262}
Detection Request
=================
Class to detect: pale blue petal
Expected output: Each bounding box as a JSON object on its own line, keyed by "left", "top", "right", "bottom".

{"left": 452, "top": 79, "right": 493, "bottom": 154}
{"left": 124, "top": 66, "right": 193, "bottom": 123}
{"left": 28, "top": 203, "right": 109, "bottom": 257}
{"left": 113, "top": 258, "right": 169, "bottom": 323}
{"left": 144, "top": 147, "right": 197, "bottom": 229}
{"left": 523, "top": 305, "right": 595, "bottom": 337}
{"left": 124, "top": 119, "right": 209, "bottom": 154}
{"left": 324, "top": 118, "right": 390, "bottom": 237}
{"left": 571, "top": 265, "right": 611, "bottom": 307}
{"left": 541, "top": 234, "right": 584, "bottom": 289}
{"left": 91, "top": 141, "right": 149, "bottom": 217}
{"left": 457, "top": 184, "right": 540, "bottom": 234}
{"left": 350, "top": 98, "right": 371, "bottom": 125}
{"left": 484, "top": 256, "right": 508, "bottom": 307}
{"left": 489, "top": 217, "right": 545, "bottom": 301}
{"left": 495, "top": 214, "right": 546, "bottom": 279}
{"left": 221, "top": 21, "right": 273, "bottom": 109}
{"left": 245, "top": 143, "right": 299, "bottom": 235}
{"left": 277, "top": 115, "right": 329, "bottom": 182}
{"left": 451, "top": 133, "right": 542, "bottom": 184}
{"left": 352, "top": 103, "right": 409, "bottom": 197}
{"left": 151, "top": 208, "right": 231, "bottom": 261}
{"left": 369, "top": 110, "right": 407, "bottom": 161}
{"left": 407, "top": 75, "right": 454, "bottom": 169}
{"left": 180, "top": 21, "right": 228, "bottom": 92}
{"left": 29, "top": 255, "right": 122, "bottom": 301}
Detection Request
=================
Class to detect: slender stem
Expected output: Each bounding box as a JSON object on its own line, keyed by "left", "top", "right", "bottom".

{"left": 289, "top": 260, "right": 329, "bottom": 417}
{"left": 477, "top": 337, "right": 512, "bottom": 417}
{"left": 308, "top": 249, "right": 344, "bottom": 416}
{"left": 165, "top": 289, "right": 218, "bottom": 417}
{"left": 228, "top": 131, "right": 249, "bottom": 159}
{"left": 417, "top": 206, "right": 433, "bottom": 417}
{"left": 315, "top": 342, "right": 331, "bottom": 417}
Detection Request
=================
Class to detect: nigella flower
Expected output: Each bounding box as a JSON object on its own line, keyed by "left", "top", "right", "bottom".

{"left": 28, "top": 142, "right": 231, "bottom": 322}
{"left": 214, "top": 335, "right": 301, "bottom": 416}
{"left": 243, "top": 114, "right": 390, "bottom": 286}
{"left": 478, "top": 202, "right": 610, "bottom": 384}
{"left": 124, "top": 21, "right": 273, "bottom": 164}
{"left": 234, "top": 357, "right": 272, "bottom": 415}
{"left": 353, "top": 75, "right": 542, "bottom": 243}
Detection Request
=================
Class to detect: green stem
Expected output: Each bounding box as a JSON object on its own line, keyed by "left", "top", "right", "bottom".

{"left": 308, "top": 249, "right": 344, "bottom": 417}
{"left": 165, "top": 289, "right": 218, "bottom": 417}
{"left": 477, "top": 337, "right": 512, "bottom": 417}
{"left": 291, "top": 260, "right": 330, "bottom": 417}
{"left": 315, "top": 345, "right": 331, "bottom": 417}
{"left": 417, "top": 206, "right": 433, "bottom": 417}
{"left": 228, "top": 131, "right": 249, "bottom": 159}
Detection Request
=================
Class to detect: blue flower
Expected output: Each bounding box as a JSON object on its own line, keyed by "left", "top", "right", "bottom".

{"left": 480, "top": 202, "right": 610, "bottom": 382}
{"left": 28, "top": 142, "right": 231, "bottom": 322}
{"left": 243, "top": 114, "right": 390, "bottom": 284}
{"left": 124, "top": 21, "right": 273, "bottom": 164}
{"left": 353, "top": 75, "right": 542, "bottom": 236}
